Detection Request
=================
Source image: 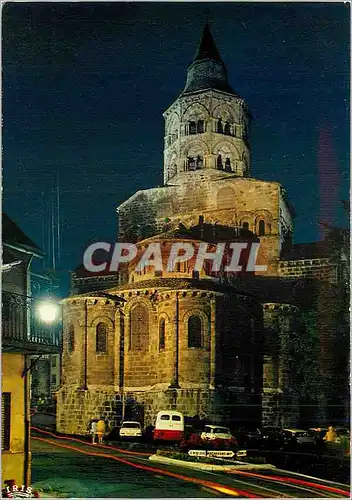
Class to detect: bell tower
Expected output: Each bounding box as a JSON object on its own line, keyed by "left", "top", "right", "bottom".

{"left": 163, "top": 24, "right": 251, "bottom": 185}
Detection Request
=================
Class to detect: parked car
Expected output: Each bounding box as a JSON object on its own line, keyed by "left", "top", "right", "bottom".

{"left": 153, "top": 411, "right": 184, "bottom": 442}
{"left": 235, "top": 426, "right": 281, "bottom": 449}
{"left": 119, "top": 421, "right": 142, "bottom": 439}
{"left": 201, "top": 425, "right": 235, "bottom": 441}
{"left": 281, "top": 428, "right": 316, "bottom": 447}
{"left": 335, "top": 427, "right": 350, "bottom": 437}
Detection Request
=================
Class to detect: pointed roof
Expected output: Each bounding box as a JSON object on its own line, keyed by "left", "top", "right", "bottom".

{"left": 193, "top": 23, "right": 221, "bottom": 62}
{"left": 182, "top": 23, "right": 239, "bottom": 97}
{"left": 2, "top": 212, "right": 42, "bottom": 256}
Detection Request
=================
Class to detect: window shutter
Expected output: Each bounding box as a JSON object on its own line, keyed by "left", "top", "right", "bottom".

{"left": 2, "top": 392, "right": 11, "bottom": 450}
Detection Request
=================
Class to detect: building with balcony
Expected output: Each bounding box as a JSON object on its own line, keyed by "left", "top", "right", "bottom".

{"left": 2, "top": 213, "right": 61, "bottom": 486}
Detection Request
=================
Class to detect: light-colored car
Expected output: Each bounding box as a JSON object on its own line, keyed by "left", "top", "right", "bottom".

{"left": 201, "top": 425, "right": 234, "bottom": 440}
{"left": 119, "top": 421, "right": 142, "bottom": 439}
{"left": 282, "top": 428, "right": 315, "bottom": 445}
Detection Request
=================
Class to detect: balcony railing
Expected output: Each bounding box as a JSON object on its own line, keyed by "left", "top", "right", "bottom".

{"left": 2, "top": 291, "right": 61, "bottom": 352}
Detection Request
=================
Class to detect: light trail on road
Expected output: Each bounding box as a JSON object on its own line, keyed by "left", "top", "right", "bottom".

{"left": 32, "top": 436, "right": 260, "bottom": 498}
{"left": 200, "top": 468, "right": 294, "bottom": 498}
{"left": 31, "top": 427, "right": 350, "bottom": 498}
{"left": 227, "top": 469, "right": 350, "bottom": 497}
{"left": 30, "top": 426, "right": 150, "bottom": 456}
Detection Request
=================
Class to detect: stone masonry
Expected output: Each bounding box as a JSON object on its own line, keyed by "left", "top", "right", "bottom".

{"left": 57, "top": 24, "right": 348, "bottom": 434}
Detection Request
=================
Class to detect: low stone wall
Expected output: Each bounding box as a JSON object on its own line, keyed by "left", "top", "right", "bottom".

{"left": 56, "top": 385, "right": 118, "bottom": 435}
{"left": 56, "top": 385, "right": 258, "bottom": 434}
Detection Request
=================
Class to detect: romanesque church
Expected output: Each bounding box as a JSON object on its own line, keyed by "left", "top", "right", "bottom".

{"left": 57, "top": 25, "right": 349, "bottom": 434}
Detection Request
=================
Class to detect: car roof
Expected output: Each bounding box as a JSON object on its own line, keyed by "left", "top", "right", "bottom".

{"left": 156, "top": 411, "right": 183, "bottom": 417}
{"left": 283, "top": 428, "right": 308, "bottom": 433}
{"left": 205, "top": 425, "right": 230, "bottom": 430}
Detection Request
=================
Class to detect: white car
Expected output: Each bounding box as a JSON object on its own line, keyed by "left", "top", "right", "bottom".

{"left": 119, "top": 421, "right": 142, "bottom": 439}
{"left": 201, "top": 425, "right": 234, "bottom": 440}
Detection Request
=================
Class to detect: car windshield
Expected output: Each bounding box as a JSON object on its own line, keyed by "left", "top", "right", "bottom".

{"left": 214, "top": 428, "right": 230, "bottom": 434}
{"left": 122, "top": 423, "right": 140, "bottom": 428}
{"left": 336, "top": 428, "right": 349, "bottom": 434}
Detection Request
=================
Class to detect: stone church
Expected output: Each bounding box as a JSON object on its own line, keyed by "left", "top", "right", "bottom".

{"left": 57, "top": 25, "right": 349, "bottom": 434}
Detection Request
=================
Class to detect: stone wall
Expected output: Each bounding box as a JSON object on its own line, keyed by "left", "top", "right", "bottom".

{"left": 56, "top": 385, "right": 118, "bottom": 435}
{"left": 278, "top": 258, "right": 337, "bottom": 283}
{"left": 56, "top": 384, "right": 259, "bottom": 433}
{"left": 118, "top": 174, "right": 284, "bottom": 275}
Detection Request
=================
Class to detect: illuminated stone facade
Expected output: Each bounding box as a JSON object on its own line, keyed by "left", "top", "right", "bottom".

{"left": 57, "top": 25, "right": 348, "bottom": 434}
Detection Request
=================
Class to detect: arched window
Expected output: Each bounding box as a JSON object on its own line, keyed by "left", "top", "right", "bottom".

{"left": 217, "top": 119, "right": 223, "bottom": 133}
{"left": 196, "top": 155, "right": 203, "bottom": 169}
{"left": 187, "top": 156, "right": 196, "bottom": 171}
{"left": 258, "top": 220, "right": 265, "bottom": 236}
{"left": 216, "top": 154, "right": 223, "bottom": 170}
{"left": 159, "top": 319, "right": 165, "bottom": 350}
{"left": 242, "top": 222, "right": 249, "bottom": 231}
{"left": 96, "top": 322, "right": 107, "bottom": 353}
{"left": 130, "top": 304, "right": 149, "bottom": 350}
{"left": 224, "top": 122, "right": 231, "bottom": 135}
{"left": 68, "top": 325, "right": 75, "bottom": 352}
{"left": 225, "top": 157, "right": 231, "bottom": 172}
{"left": 189, "top": 121, "right": 197, "bottom": 135}
{"left": 188, "top": 316, "right": 202, "bottom": 348}
{"left": 197, "top": 120, "right": 204, "bottom": 133}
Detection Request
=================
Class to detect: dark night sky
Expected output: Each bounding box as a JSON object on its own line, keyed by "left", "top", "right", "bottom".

{"left": 3, "top": 2, "right": 350, "bottom": 296}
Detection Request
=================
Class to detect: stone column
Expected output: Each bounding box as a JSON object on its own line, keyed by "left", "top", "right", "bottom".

{"left": 114, "top": 308, "right": 121, "bottom": 388}
{"left": 169, "top": 292, "right": 180, "bottom": 388}
{"left": 209, "top": 298, "right": 216, "bottom": 389}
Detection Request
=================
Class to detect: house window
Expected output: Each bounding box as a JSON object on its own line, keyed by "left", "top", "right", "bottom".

{"left": 51, "top": 375, "right": 56, "bottom": 385}
{"left": 188, "top": 316, "right": 202, "bottom": 348}
{"left": 224, "top": 122, "right": 231, "bottom": 135}
{"left": 51, "top": 356, "right": 57, "bottom": 368}
{"left": 189, "top": 121, "right": 197, "bottom": 134}
{"left": 197, "top": 120, "right": 204, "bottom": 133}
{"left": 242, "top": 222, "right": 249, "bottom": 231}
{"left": 130, "top": 304, "right": 149, "bottom": 350}
{"left": 159, "top": 319, "right": 166, "bottom": 350}
{"left": 192, "top": 270, "right": 199, "bottom": 280}
{"left": 2, "top": 392, "right": 11, "bottom": 451}
{"left": 258, "top": 220, "right": 265, "bottom": 236}
{"left": 96, "top": 323, "right": 107, "bottom": 353}
{"left": 68, "top": 325, "right": 75, "bottom": 353}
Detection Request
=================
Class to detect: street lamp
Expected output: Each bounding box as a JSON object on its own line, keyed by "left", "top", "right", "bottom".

{"left": 36, "top": 299, "right": 61, "bottom": 324}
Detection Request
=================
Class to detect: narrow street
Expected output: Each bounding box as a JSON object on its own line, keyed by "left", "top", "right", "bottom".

{"left": 30, "top": 428, "right": 350, "bottom": 498}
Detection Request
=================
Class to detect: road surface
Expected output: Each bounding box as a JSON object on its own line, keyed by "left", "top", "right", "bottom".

{"left": 30, "top": 428, "right": 350, "bottom": 498}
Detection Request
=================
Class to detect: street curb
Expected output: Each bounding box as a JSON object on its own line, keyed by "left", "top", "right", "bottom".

{"left": 149, "top": 454, "right": 277, "bottom": 472}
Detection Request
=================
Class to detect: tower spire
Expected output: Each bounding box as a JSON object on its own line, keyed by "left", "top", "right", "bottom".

{"left": 182, "top": 23, "right": 237, "bottom": 96}
{"left": 193, "top": 23, "right": 221, "bottom": 62}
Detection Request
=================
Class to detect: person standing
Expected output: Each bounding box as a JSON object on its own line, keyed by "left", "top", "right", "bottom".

{"left": 91, "top": 420, "right": 98, "bottom": 444}
{"left": 324, "top": 426, "right": 338, "bottom": 443}
{"left": 96, "top": 417, "right": 106, "bottom": 444}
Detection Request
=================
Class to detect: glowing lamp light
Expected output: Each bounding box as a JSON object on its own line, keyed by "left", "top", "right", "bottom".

{"left": 36, "top": 300, "right": 60, "bottom": 324}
